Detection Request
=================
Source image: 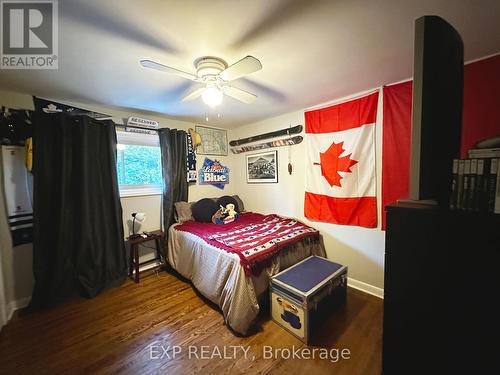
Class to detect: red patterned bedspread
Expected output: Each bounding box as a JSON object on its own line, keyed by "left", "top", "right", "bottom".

{"left": 174, "top": 212, "right": 319, "bottom": 275}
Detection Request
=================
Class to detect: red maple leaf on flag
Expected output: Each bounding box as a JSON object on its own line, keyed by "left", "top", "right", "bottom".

{"left": 314, "top": 141, "right": 358, "bottom": 187}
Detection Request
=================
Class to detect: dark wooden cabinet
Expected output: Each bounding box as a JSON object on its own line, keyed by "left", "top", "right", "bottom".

{"left": 383, "top": 203, "right": 500, "bottom": 374}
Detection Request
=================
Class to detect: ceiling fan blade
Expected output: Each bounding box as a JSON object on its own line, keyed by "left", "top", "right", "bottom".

{"left": 140, "top": 59, "right": 197, "bottom": 81}
{"left": 219, "top": 56, "right": 262, "bottom": 81}
{"left": 182, "top": 87, "right": 206, "bottom": 102}
{"left": 223, "top": 86, "right": 257, "bottom": 104}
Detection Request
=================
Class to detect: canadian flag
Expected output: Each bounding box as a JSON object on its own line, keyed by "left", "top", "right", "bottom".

{"left": 304, "top": 92, "right": 378, "bottom": 228}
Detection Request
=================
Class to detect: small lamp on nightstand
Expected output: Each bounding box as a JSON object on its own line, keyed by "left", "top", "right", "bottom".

{"left": 130, "top": 212, "right": 146, "bottom": 239}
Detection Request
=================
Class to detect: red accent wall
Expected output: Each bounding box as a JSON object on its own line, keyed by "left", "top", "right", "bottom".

{"left": 461, "top": 54, "right": 500, "bottom": 157}
{"left": 381, "top": 54, "right": 500, "bottom": 229}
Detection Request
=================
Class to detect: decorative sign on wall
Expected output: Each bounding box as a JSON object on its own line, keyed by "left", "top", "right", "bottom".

{"left": 126, "top": 116, "right": 159, "bottom": 135}
{"left": 198, "top": 158, "right": 229, "bottom": 189}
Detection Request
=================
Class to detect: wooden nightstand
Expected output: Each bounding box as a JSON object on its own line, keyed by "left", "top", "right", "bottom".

{"left": 128, "top": 230, "right": 165, "bottom": 283}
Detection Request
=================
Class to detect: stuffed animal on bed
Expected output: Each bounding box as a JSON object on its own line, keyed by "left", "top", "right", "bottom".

{"left": 212, "top": 203, "right": 239, "bottom": 224}
{"left": 225, "top": 203, "right": 237, "bottom": 219}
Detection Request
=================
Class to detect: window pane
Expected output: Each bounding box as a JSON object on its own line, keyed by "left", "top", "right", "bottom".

{"left": 116, "top": 144, "right": 162, "bottom": 186}
{"left": 117, "top": 149, "right": 125, "bottom": 185}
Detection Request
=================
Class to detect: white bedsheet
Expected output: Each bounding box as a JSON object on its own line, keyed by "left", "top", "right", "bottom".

{"left": 168, "top": 223, "right": 326, "bottom": 335}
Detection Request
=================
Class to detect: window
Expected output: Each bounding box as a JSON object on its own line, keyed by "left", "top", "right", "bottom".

{"left": 116, "top": 131, "right": 162, "bottom": 197}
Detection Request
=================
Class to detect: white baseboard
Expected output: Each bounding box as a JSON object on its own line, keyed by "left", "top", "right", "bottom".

{"left": 7, "top": 297, "right": 30, "bottom": 321}
{"left": 348, "top": 277, "right": 384, "bottom": 299}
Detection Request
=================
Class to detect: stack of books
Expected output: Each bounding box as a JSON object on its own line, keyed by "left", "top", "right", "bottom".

{"left": 449, "top": 148, "right": 500, "bottom": 213}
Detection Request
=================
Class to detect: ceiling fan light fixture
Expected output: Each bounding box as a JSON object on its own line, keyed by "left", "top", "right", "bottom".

{"left": 202, "top": 86, "right": 223, "bottom": 107}
{"left": 141, "top": 55, "right": 262, "bottom": 106}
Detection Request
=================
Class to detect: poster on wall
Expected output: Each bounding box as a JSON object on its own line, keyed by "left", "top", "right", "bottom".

{"left": 198, "top": 158, "right": 229, "bottom": 189}
{"left": 195, "top": 125, "right": 228, "bottom": 156}
{"left": 246, "top": 150, "right": 278, "bottom": 183}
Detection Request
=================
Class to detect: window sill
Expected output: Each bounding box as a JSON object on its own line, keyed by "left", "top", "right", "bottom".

{"left": 120, "top": 187, "right": 163, "bottom": 198}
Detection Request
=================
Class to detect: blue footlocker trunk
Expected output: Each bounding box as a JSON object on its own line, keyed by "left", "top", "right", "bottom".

{"left": 270, "top": 255, "right": 347, "bottom": 344}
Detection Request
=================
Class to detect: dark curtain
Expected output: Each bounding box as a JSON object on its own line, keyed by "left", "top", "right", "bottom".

{"left": 30, "top": 113, "right": 127, "bottom": 309}
{"left": 158, "top": 128, "right": 188, "bottom": 238}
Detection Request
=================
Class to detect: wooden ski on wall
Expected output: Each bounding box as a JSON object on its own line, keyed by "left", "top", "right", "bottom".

{"left": 231, "top": 135, "right": 303, "bottom": 154}
{"left": 229, "top": 124, "right": 302, "bottom": 146}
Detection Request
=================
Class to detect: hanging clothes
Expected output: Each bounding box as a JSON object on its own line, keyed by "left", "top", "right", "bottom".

{"left": 186, "top": 132, "right": 197, "bottom": 182}
{"left": 0, "top": 148, "right": 12, "bottom": 330}
{"left": 0, "top": 109, "right": 33, "bottom": 146}
{"left": 25, "top": 137, "right": 33, "bottom": 171}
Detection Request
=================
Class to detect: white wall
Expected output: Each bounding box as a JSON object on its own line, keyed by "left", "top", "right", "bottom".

{"left": 0, "top": 89, "right": 235, "bottom": 307}
{"left": 230, "top": 90, "right": 385, "bottom": 290}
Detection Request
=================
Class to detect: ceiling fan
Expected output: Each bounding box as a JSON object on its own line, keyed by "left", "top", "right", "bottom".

{"left": 140, "top": 55, "right": 262, "bottom": 106}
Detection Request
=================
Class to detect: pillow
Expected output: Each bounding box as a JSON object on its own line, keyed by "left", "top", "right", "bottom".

{"left": 217, "top": 195, "right": 239, "bottom": 212}
{"left": 192, "top": 198, "right": 219, "bottom": 223}
{"left": 174, "top": 201, "right": 194, "bottom": 223}
{"left": 232, "top": 195, "right": 245, "bottom": 212}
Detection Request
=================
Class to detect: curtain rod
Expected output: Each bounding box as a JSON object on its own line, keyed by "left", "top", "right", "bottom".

{"left": 0, "top": 109, "right": 171, "bottom": 134}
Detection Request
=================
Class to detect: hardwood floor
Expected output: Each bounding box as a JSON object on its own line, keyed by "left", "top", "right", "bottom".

{"left": 0, "top": 269, "right": 382, "bottom": 375}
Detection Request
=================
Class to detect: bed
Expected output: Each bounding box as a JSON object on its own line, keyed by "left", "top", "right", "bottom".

{"left": 167, "top": 211, "right": 326, "bottom": 335}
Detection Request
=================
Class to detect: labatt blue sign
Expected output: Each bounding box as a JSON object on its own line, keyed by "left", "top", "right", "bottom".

{"left": 199, "top": 158, "right": 229, "bottom": 189}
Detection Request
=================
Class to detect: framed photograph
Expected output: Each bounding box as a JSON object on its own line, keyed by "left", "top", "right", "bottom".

{"left": 195, "top": 125, "right": 228, "bottom": 156}
{"left": 246, "top": 150, "right": 278, "bottom": 183}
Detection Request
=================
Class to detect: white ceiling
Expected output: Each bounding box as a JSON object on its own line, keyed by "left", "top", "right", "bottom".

{"left": 1, "top": 0, "right": 499, "bottom": 128}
